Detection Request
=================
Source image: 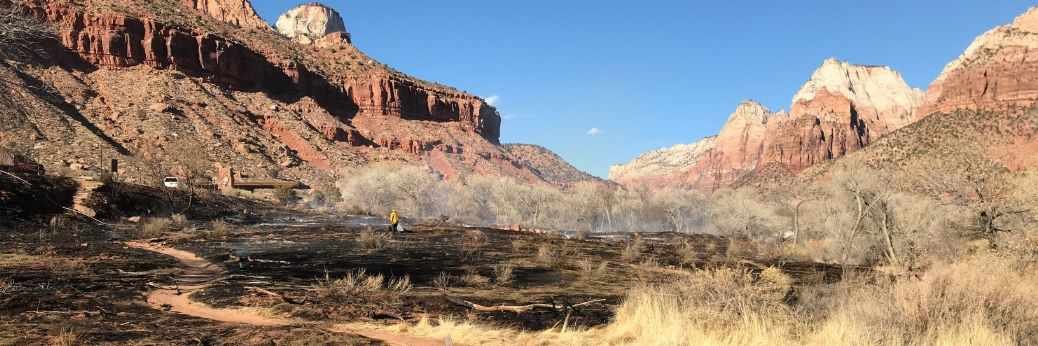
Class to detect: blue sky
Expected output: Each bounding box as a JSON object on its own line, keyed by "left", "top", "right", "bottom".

{"left": 250, "top": 1, "right": 1033, "bottom": 177}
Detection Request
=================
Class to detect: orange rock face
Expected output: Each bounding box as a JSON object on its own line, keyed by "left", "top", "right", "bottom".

{"left": 612, "top": 60, "right": 922, "bottom": 191}
{"left": 23, "top": 0, "right": 500, "bottom": 144}
{"left": 181, "top": 0, "right": 269, "bottom": 30}
{"left": 0, "top": 0, "right": 597, "bottom": 191}
{"left": 918, "top": 8, "right": 1038, "bottom": 118}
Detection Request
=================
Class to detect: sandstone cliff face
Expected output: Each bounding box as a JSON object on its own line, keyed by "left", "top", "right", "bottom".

{"left": 918, "top": 7, "right": 1038, "bottom": 118}
{"left": 612, "top": 60, "right": 923, "bottom": 190}
{"left": 714, "top": 101, "right": 771, "bottom": 172}
{"left": 2, "top": 0, "right": 573, "bottom": 190}
{"left": 609, "top": 136, "right": 719, "bottom": 188}
{"left": 792, "top": 59, "right": 922, "bottom": 133}
{"left": 181, "top": 0, "right": 269, "bottom": 30}
{"left": 276, "top": 3, "right": 350, "bottom": 45}
{"left": 23, "top": 0, "right": 500, "bottom": 144}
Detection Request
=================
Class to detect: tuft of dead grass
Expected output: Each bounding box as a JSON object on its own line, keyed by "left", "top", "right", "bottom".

{"left": 621, "top": 235, "right": 644, "bottom": 263}
{"left": 207, "top": 219, "right": 231, "bottom": 239}
{"left": 535, "top": 243, "right": 557, "bottom": 268}
{"left": 493, "top": 262, "right": 514, "bottom": 286}
{"left": 463, "top": 229, "right": 489, "bottom": 248}
{"left": 170, "top": 213, "right": 188, "bottom": 228}
{"left": 461, "top": 268, "right": 490, "bottom": 287}
{"left": 577, "top": 258, "right": 608, "bottom": 282}
{"left": 676, "top": 241, "right": 701, "bottom": 267}
{"left": 315, "top": 269, "right": 411, "bottom": 303}
{"left": 357, "top": 229, "right": 392, "bottom": 251}
{"left": 138, "top": 217, "right": 171, "bottom": 239}
{"left": 49, "top": 327, "right": 79, "bottom": 346}
{"left": 433, "top": 272, "right": 453, "bottom": 292}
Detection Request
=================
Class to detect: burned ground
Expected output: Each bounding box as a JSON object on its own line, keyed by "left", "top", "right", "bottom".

{"left": 154, "top": 220, "right": 850, "bottom": 331}
{"left": 1, "top": 172, "right": 852, "bottom": 344}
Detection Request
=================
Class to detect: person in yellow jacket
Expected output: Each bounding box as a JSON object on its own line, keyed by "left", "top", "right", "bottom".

{"left": 388, "top": 209, "right": 400, "bottom": 232}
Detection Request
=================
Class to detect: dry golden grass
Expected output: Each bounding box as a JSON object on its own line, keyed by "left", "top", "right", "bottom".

{"left": 380, "top": 254, "right": 1035, "bottom": 346}
{"left": 459, "top": 267, "right": 490, "bottom": 287}
{"left": 138, "top": 217, "right": 171, "bottom": 239}
{"left": 207, "top": 219, "right": 231, "bottom": 239}
{"left": 576, "top": 258, "right": 608, "bottom": 282}
{"left": 493, "top": 262, "right": 514, "bottom": 286}
{"left": 0, "top": 253, "right": 87, "bottom": 273}
{"left": 315, "top": 269, "right": 411, "bottom": 303}
{"left": 357, "top": 229, "right": 392, "bottom": 250}
{"left": 433, "top": 272, "right": 452, "bottom": 292}
{"left": 621, "top": 236, "right": 644, "bottom": 262}
{"left": 535, "top": 244, "right": 557, "bottom": 268}
{"left": 48, "top": 327, "right": 79, "bottom": 346}
{"left": 463, "top": 230, "right": 489, "bottom": 249}
{"left": 170, "top": 213, "right": 188, "bottom": 228}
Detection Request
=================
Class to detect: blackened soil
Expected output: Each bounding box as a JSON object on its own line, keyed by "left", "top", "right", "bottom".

{"left": 168, "top": 219, "right": 852, "bottom": 331}
{"left": 0, "top": 223, "right": 381, "bottom": 345}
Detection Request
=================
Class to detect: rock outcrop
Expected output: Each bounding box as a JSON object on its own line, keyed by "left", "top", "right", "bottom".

{"left": 275, "top": 3, "right": 350, "bottom": 45}
{"left": 23, "top": 0, "right": 499, "bottom": 143}
{"left": 918, "top": 7, "right": 1038, "bottom": 118}
{"left": 181, "top": 0, "right": 269, "bottom": 30}
{"left": 792, "top": 59, "right": 922, "bottom": 133}
{"left": 612, "top": 60, "right": 923, "bottom": 190}
{"left": 609, "top": 136, "right": 720, "bottom": 188}
{"left": 3, "top": 0, "right": 571, "bottom": 191}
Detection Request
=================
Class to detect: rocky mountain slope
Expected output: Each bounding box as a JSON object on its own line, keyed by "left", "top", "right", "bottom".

{"left": 503, "top": 144, "right": 604, "bottom": 187}
{"left": 615, "top": 6, "right": 1038, "bottom": 192}
{"left": 0, "top": 0, "right": 595, "bottom": 190}
{"left": 918, "top": 7, "right": 1038, "bottom": 118}
{"left": 611, "top": 60, "right": 923, "bottom": 190}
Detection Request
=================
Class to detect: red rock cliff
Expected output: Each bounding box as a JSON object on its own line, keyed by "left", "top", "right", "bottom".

{"left": 611, "top": 59, "right": 922, "bottom": 190}
{"left": 181, "top": 0, "right": 269, "bottom": 30}
{"left": 22, "top": 0, "right": 500, "bottom": 144}
{"left": 918, "top": 7, "right": 1038, "bottom": 118}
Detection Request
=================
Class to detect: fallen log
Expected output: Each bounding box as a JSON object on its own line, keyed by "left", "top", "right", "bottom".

{"left": 445, "top": 296, "right": 606, "bottom": 314}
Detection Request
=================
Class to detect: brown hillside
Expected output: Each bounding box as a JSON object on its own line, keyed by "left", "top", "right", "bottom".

{"left": 0, "top": 0, "right": 579, "bottom": 192}
{"left": 502, "top": 144, "right": 603, "bottom": 187}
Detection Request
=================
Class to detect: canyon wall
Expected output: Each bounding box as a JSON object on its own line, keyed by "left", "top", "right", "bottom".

{"left": 919, "top": 8, "right": 1038, "bottom": 118}
{"left": 611, "top": 60, "right": 923, "bottom": 190}
{"left": 23, "top": 0, "right": 500, "bottom": 144}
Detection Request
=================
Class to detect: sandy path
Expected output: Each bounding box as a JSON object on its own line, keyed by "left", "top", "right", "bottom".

{"left": 125, "top": 241, "right": 444, "bottom": 346}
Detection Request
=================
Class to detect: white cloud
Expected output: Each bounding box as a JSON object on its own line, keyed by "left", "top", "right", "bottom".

{"left": 485, "top": 95, "right": 500, "bottom": 106}
{"left": 586, "top": 128, "right": 602, "bottom": 136}
{"left": 501, "top": 113, "right": 516, "bottom": 120}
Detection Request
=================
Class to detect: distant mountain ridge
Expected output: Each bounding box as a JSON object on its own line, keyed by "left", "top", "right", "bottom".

{"left": 612, "top": 7, "right": 1038, "bottom": 190}
{"left": 611, "top": 59, "right": 923, "bottom": 190}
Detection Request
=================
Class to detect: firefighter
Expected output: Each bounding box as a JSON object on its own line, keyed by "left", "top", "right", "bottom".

{"left": 388, "top": 209, "right": 400, "bottom": 232}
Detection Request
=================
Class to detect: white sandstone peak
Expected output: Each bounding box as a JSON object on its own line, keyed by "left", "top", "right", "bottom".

{"left": 792, "top": 58, "right": 922, "bottom": 114}
{"left": 276, "top": 3, "right": 349, "bottom": 45}
{"left": 728, "top": 100, "right": 771, "bottom": 125}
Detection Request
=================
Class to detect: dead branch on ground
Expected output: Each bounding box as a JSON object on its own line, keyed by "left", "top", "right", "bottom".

{"left": 445, "top": 295, "right": 606, "bottom": 314}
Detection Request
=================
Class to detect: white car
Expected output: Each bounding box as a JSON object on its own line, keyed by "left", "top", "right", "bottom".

{"left": 163, "top": 177, "right": 180, "bottom": 189}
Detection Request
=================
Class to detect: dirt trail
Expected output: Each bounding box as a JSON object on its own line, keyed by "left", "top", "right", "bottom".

{"left": 125, "top": 241, "right": 444, "bottom": 346}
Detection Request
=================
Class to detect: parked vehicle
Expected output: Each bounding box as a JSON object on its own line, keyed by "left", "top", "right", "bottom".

{"left": 163, "top": 177, "right": 180, "bottom": 189}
